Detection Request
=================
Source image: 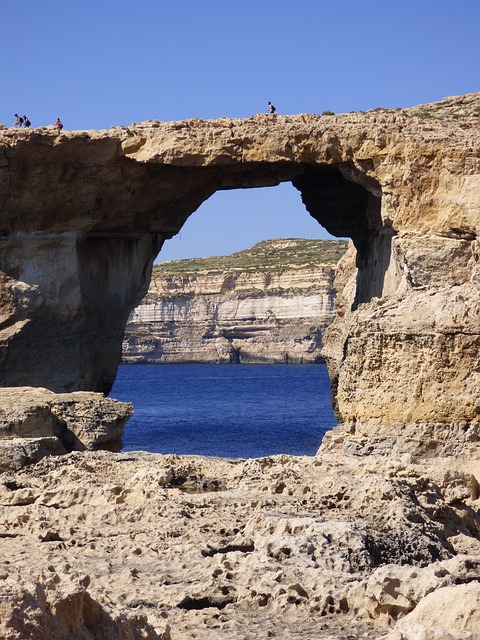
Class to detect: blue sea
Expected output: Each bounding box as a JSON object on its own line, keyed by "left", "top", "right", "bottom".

{"left": 111, "top": 364, "right": 336, "bottom": 459}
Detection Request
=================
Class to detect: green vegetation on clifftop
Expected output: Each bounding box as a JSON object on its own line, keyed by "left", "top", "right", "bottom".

{"left": 154, "top": 238, "right": 348, "bottom": 275}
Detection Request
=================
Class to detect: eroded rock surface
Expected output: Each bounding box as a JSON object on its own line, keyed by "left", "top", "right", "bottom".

{"left": 0, "top": 449, "right": 478, "bottom": 639}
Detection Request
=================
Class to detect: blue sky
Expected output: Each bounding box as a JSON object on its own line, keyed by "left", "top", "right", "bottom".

{"left": 2, "top": 1, "right": 478, "bottom": 261}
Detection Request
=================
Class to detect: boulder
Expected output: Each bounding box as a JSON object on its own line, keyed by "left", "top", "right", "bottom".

{"left": 390, "top": 582, "right": 480, "bottom": 639}
{"left": 0, "top": 387, "right": 132, "bottom": 470}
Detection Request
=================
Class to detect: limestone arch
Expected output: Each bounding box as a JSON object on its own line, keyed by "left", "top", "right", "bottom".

{"left": 0, "top": 132, "right": 387, "bottom": 395}
{"left": 79, "top": 160, "right": 384, "bottom": 393}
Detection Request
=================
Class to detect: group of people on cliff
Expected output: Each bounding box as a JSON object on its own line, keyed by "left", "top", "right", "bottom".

{"left": 13, "top": 114, "right": 63, "bottom": 131}
{"left": 13, "top": 114, "right": 31, "bottom": 128}
{"left": 10, "top": 102, "right": 275, "bottom": 132}
{"left": 13, "top": 103, "right": 276, "bottom": 130}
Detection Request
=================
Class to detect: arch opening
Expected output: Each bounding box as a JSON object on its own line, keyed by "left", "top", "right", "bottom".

{"left": 118, "top": 168, "right": 384, "bottom": 457}
{"left": 158, "top": 161, "right": 383, "bottom": 260}
{"left": 123, "top": 161, "right": 387, "bottom": 376}
{"left": 157, "top": 180, "right": 337, "bottom": 263}
{"left": 158, "top": 161, "right": 386, "bottom": 308}
{"left": 291, "top": 164, "right": 387, "bottom": 308}
{"left": 127, "top": 179, "right": 346, "bottom": 369}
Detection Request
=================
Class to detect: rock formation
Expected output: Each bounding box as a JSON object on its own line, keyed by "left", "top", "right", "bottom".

{"left": 0, "top": 387, "right": 132, "bottom": 471}
{"left": 0, "top": 92, "right": 479, "bottom": 422}
{"left": 123, "top": 239, "right": 346, "bottom": 364}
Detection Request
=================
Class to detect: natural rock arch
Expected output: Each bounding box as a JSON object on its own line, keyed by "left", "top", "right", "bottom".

{"left": 0, "top": 132, "right": 383, "bottom": 394}
{"left": 1, "top": 93, "right": 479, "bottom": 455}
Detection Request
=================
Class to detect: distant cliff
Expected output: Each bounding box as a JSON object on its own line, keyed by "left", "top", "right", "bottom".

{"left": 122, "top": 238, "right": 347, "bottom": 364}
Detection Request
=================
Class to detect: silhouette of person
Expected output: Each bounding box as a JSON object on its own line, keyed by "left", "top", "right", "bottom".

{"left": 55, "top": 118, "right": 63, "bottom": 132}
{"left": 23, "top": 115, "right": 31, "bottom": 128}
{"left": 14, "top": 114, "right": 23, "bottom": 127}
{"left": 268, "top": 101, "right": 276, "bottom": 114}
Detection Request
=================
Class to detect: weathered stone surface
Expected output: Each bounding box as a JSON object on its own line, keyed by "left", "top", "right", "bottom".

{"left": 0, "top": 388, "right": 132, "bottom": 469}
{"left": 0, "top": 449, "right": 478, "bottom": 639}
{"left": 1, "top": 93, "right": 479, "bottom": 411}
{"left": 0, "top": 566, "right": 162, "bottom": 640}
{"left": 362, "top": 556, "right": 480, "bottom": 626}
{"left": 320, "top": 235, "right": 480, "bottom": 464}
{"left": 123, "top": 239, "right": 345, "bottom": 363}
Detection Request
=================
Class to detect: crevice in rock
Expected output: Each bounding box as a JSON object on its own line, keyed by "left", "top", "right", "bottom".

{"left": 201, "top": 542, "right": 255, "bottom": 557}
{"left": 3, "top": 481, "right": 25, "bottom": 491}
{"left": 176, "top": 594, "right": 236, "bottom": 610}
{"left": 169, "top": 476, "right": 227, "bottom": 493}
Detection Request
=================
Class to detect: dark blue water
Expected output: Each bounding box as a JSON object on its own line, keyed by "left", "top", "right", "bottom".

{"left": 111, "top": 364, "right": 336, "bottom": 458}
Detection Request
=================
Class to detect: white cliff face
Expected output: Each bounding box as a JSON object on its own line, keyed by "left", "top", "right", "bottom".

{"left": 129, "top": 293, "right": 333, "bottom": 323}
{"left": 123, "top": 239, "right": 343, "bottom": 364}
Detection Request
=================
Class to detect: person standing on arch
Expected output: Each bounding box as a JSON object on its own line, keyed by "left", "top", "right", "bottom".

{"left": 55, "top": 118, "right": 63, "bottom": 132}
{"left": 267, "top": 101, "right": 276, "bottom": 114}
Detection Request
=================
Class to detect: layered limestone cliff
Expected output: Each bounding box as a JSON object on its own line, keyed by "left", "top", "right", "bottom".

{"left": 123, "top": 238, "right": 347, "bottom": 364}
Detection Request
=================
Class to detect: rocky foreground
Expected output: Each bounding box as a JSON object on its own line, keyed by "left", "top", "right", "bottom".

{"left": 0, "top": 443, "right": 478, "bottom": 640}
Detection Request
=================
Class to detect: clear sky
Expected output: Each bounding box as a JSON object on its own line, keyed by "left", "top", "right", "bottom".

{"left": 2, "top": 0, "right": 478, "bottom": 261}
